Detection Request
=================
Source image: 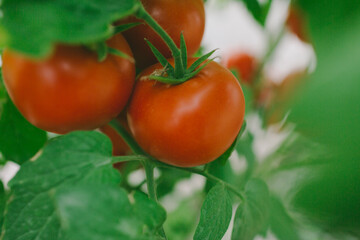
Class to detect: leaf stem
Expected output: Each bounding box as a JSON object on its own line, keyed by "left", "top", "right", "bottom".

{"left": 143, "top": 160, "right": 157, "bottom": 200}
{"left": 111, "top": 155, "right": 149, "bottom": 165}
{"left": 110, "top": 120, "right": 168, "bottom": 239}
{"left": 135, "top": 3, "right": 184, "bottom": 78}
{"left": 109, "top": 120, "right": 145, "bottom": 155}
{"left": 155, "top": 162, "right": 245, "bottom": 201}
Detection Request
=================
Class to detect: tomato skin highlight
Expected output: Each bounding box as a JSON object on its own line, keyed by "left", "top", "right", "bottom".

{"left": 2, "top": 34, "right": 135, "bottom": 134}
{"left": 127, "top": 59, "right": 245, "bottom": 167}
{"left": 120, "top": 0, "right": 205, "bottom": 69}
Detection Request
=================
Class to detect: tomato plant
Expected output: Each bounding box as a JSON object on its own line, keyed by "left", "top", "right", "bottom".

{"left": 119, "top": 0, "right": 205, "bottom": 69}
{"left": 127, "top": 59, "right": 245, "bottom": 167}
{"left": 2, "top": 34, "right": 135, "bottom": 134}
{"left": 1, "top": 1, "right": 359, "bottom": 240}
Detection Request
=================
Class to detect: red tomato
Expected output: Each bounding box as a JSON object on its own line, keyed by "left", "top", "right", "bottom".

{"left": 2, "top": 34, "right": 135, "bottom": 134}
{"left": 100, "top": 114, "right": 131, "bottom": 157}
{"left": 119, "top": 0, "right": 205, "bottom": 69}
{"left": 286, "top": 6, "right": 309, "bottom": 42}
{"left": 127, "top": 59, "right": 245, "bottom": 167}
{"left": 223, "top": 53, "right": 257, "bottom": 84}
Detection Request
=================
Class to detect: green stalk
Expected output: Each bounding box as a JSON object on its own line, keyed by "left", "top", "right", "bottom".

{"left": 155, "top": 162, "right": 245, "bottom": 201}
{"left": 110, "top": 120, "right": 167, "bottom": 239}
{"left": 111, "top": 155, "right": 149, "bottom": 164}
{"left": 253, "top": 27, "right": 286, "bottom": 85}
{"left": 109, "top": 120, "right": 145, "bottom": 155}
{"left": 143, "top": 160, "right": 157, "bottom": 200}
{"left": 135, "top": 4, "right": 185, "bottom": 78}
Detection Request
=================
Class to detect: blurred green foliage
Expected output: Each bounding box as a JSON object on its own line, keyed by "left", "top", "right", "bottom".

{"left": 285, "top": 0, "right": 360, "bottom": 236}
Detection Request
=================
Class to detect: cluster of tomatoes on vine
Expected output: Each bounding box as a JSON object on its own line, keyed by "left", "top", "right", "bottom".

{"left": 1, "top": 0, "right": 246, "bottom": 168}
{"left": 223, "top": 3, "right": 309, "bottom": 126}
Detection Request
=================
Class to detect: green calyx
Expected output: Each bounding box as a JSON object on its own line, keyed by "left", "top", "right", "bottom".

{"left": 146, "top": 33, "right": 217, "bottom": 85}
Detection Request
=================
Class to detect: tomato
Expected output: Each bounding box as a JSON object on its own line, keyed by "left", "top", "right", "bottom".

{"left": 100, "top": 114, "right": 131, "bottom": 157}
{"left": 127, "top": 59, "right": 245, "bottom": 167}
{"left": 119, "top": 0, "right": 205, "bottom": 69}
{"left": 223, "top": 53, "right": 257, "bottom": 84}
{"left": 2, "top": 34, "right": 135, "bottom": 134}
{"left": 286, "top": 5, "right": 309, "bottom": 42}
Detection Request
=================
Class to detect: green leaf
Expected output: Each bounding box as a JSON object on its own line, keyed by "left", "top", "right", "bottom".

{"left": 133, "top": 191, "right": 167, "bottom": 231}
{"left": 194, "top": 184, "right": 233, "bottom": 240}
{"left": 108, "top": 47, "right": 134, "bottom": 62}
{"left": 237, "top": 0, "right": 272, "bottom": 26}
{"left": 94, "top": 41, "right": 108, "bottom": 62}
{"left": 236, "top": 131, "right": 256, "bottom": 181}
{"left": 156, "top": 168, "right": 191, "bottom": 198}
{"left": 2, "top": 131, "right": 122, "bottom": 240}
{"left": 0, "top": 69, "right": 6, "bottom": 112}
{"left": 148, "top": 75, "right": 183, "bottom": 85}
{"left": 1, "top": 0, "right": 139, "bottom": 57}
{"left": 232, "top": 179, "right": 270, "bottom": 240}
{"left": 293, "top": 158, "right": 360, "bottom": 235}
{"left": 114, "top": 22, "right": 142, "bottom": 34}
{"left": 187, "top": 49, "right": 216, "bottom": 73}
{"left": 0, "top": 96, "right": 47, "bottom": 165}
{"left": 241, "top": 84, "right": 255, "bottom": 116}
{"left": 164, "top": 194, "right": 202, "bottom": 240}
{"left": 204, "top": 159, "right": 235, "bottom": 193}
{"left": 270, "top": 196, "right": 300, "bottom": 240}
{"left": 289, "top": 1, "right": 360, "bottom": 158}
{"left": 0, "top": 181, "right": 6, "bottom": 230}
{"left": 180, "top": 32, "right": 188, "bottom": 69}
{"left": 240, "top": 0, "right": 262, "bottom": 24}
{"left": 145, "top": 39, "right": 174, "bottom": 76}
{"left": 56, "top": 186, "right": 166, "bottom": 240}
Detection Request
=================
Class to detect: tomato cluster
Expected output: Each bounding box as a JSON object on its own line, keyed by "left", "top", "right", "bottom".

{"left": 1, "top": 0, "right": 245, "bottom": 167}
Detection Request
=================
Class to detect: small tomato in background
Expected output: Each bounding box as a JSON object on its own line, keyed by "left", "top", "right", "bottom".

{"left": 223, "top": 53, "right": 258, "bottom": 84}
{"left": 263, "top": 71, "right": 307, "bottom": 125}
{"left": 127, "top": 59, "right": 245, "bottom": 167}
{"left": 119, "top": 0, "right": 205, "bottom": 69}
{"left": 1, "top": 34, "right": 135, "bottom": 134}
{"left": 286, "top": 5, "right": 309, "bottom": 43}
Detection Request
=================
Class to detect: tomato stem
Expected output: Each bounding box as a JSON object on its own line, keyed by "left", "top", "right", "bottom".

{"left": 135, "top": 3, "right": 185, "bottom": 78}
{"left": 253, "top": 27, "right": 286, "bottom": 85}
{"left": 110, "top": 119, "right": 168, "bottom": 239}
{"left": 143, "top": 160, "right": 158, "bottom": 200}
{"left": 109, "top": 120, "right": 146, "bottom": 155}
{"left": 111, "top": 155, "right": 149, "bottom": 164}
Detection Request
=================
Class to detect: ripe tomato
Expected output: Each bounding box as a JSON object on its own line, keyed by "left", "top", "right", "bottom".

{"left": 127, "top": 59, "right": 245, "bottom": 167}
{"left": 119, "top": 0, "right": 205, "bottom": 69}
{"left": 223, "top": 53, "right": 257, "bottom": 84}
{"left": 100, "top": 114, "right": 131, "bottom": 157}
{"left": 2, "top": 34, "right": 135, "bottom": 134}
{"left": 286, "top": 5, "right": 309, "bottom": 42}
